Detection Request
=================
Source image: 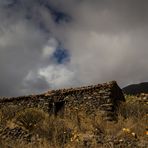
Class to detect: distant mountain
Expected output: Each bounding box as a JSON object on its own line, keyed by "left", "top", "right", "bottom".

{"left": 122, "top": 82, "right": 148, "bottom": 95}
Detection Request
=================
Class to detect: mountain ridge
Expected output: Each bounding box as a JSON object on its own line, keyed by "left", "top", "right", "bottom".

{"left": 122, "top": 82, "right": 148, "bottom": 95}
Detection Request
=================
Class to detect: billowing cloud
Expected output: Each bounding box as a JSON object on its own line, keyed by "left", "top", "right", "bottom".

{"left": 0, "top": 0, "right": 148, "bottom": 96}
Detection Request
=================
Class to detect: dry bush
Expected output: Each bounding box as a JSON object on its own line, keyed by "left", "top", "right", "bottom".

{"left": 118, "top": 102, "right": 147, "bottom": 120}
{"left": 41, "top": 116, "right": 72, "bottom": 147}
{"left": 15, "top": 108, "right": 46, "bottom": 131}
{"left": 0, "top": 105, "right": 20, "bottom": 126}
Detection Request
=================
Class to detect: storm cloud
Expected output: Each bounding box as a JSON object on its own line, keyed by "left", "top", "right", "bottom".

{"left": 0, "top": 0, "right": 148, "bottom": 96}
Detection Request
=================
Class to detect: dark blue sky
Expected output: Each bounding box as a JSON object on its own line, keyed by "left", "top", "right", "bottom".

{"left": 53, "top": 47, "right": 70, "bottom": 64}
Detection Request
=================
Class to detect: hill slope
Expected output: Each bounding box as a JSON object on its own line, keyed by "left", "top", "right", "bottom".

{"left": 122, "top": 82, "right": 148, "bottom": 95}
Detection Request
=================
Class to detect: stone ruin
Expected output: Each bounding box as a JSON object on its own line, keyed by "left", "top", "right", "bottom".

{"left": 0, "top": 81, "right": 125, "bottom": 121}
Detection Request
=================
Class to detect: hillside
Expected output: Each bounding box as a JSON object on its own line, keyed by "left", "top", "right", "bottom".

{"left": 0, "top": 81, "right": 147, "bottom": 148}
{"left": 123, "top": 82, "right": 148, "bottom": 95}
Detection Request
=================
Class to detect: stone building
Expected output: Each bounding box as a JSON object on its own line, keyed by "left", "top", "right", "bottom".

{"left": 0, "top": 81, "right": 125, "bottom": 121}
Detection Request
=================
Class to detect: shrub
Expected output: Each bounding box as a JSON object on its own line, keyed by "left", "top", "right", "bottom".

{"left": 118, "top": 95, "right": 147, "bottom": 120}
{"left": 15, "top": 108, "right": 45, "bottom": 131}
{"left": 43, "top": 117, "right": 72, "bottom": 146}
{"left": 0, "top": 106, "right": 18, "bottom": 121}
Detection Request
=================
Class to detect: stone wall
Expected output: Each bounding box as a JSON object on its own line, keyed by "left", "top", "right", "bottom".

{"left": 0, "top": 81, "right": 125, "bottom": 121}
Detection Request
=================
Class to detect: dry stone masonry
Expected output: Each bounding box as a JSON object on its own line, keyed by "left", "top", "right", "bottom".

{"left": 0, "top": 81, "right": 125, "bottom": 121}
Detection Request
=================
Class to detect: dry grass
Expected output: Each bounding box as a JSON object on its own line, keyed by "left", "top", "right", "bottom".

{"left": 0, "top": 95, "right": 148, "bottom": 148}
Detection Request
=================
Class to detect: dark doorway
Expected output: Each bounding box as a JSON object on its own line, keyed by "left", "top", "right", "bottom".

{"left": 54, "top": 101, "right": 65, "bottom": 116}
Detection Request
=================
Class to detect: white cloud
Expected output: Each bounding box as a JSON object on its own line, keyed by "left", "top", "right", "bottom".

{"left": 38, "top": 64, "right": 77, "bottom": 88}
{"left": 42, "top": 38, "right": 58, "bottom": 58}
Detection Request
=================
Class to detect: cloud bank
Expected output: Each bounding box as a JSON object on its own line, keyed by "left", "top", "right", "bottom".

{"left": 0, "top": 0, "right": 148, "bottom": 96}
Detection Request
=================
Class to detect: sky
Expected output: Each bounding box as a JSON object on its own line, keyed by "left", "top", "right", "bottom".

{"left": 0, "top": 0, "right": 148, "bottom": 97}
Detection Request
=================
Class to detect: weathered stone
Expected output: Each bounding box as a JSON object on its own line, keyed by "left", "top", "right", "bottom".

{"left": 0, "top": 81, "right": 125, "bottom": 121}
